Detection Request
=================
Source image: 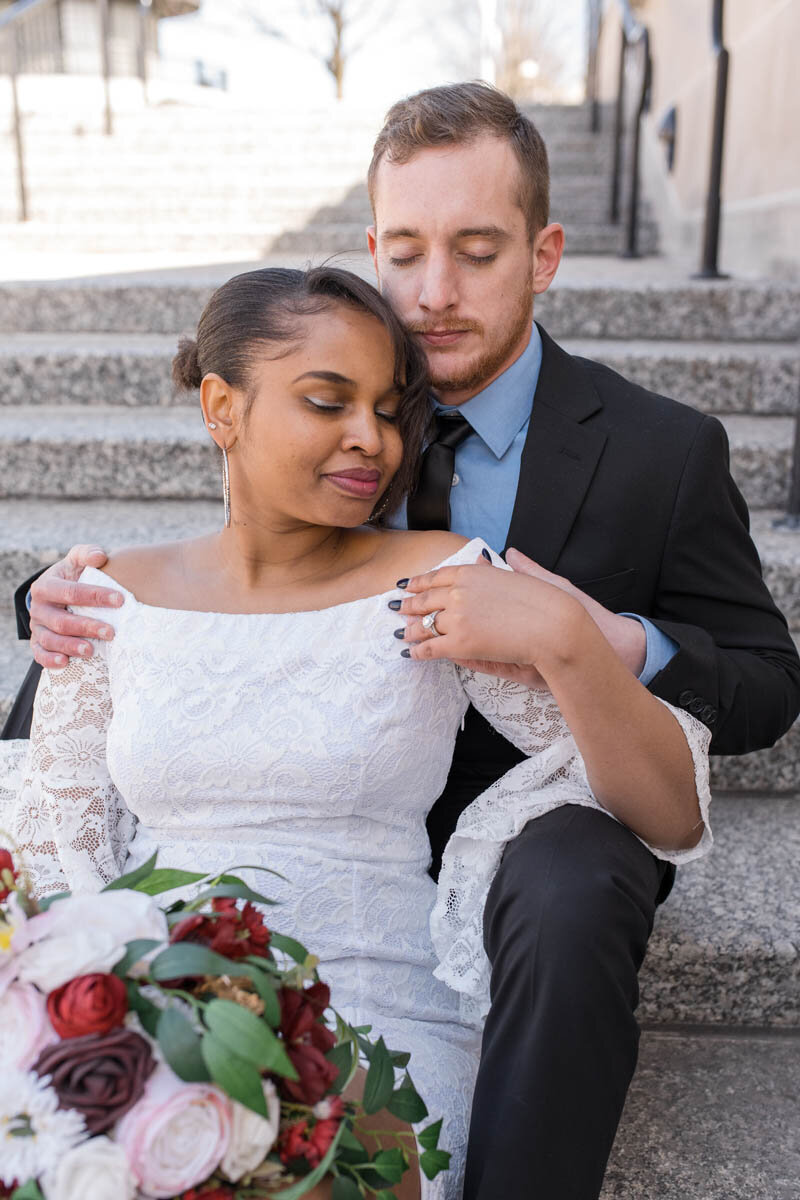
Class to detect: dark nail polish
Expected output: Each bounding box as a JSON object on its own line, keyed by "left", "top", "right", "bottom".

{"left": 393, "top": 627, "right": 406, "bottom": 639}
{"left": 482, "top": 548, "right": 492, "bottom": 561}
{"left": 396, "top": 578, "right": 409, "bottom": 589}
{"left": 388, "top": 599, "right": 402, "bottom": 611}
{"left": 400, "top": 648, "right": 412, "bottom": 658}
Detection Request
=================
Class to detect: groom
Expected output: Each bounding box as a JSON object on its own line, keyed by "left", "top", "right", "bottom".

{"left": 7, "top": 83, "right": 800, "bottom": 1198}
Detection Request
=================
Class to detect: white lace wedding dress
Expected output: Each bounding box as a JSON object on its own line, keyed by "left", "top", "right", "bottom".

{"left": 0, "top": 538, "right": 712, "bottom": 1199}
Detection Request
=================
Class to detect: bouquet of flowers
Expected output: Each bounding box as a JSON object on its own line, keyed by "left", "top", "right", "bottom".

{"left": 0, "top": 846, "right": 449, "bottom": 1200}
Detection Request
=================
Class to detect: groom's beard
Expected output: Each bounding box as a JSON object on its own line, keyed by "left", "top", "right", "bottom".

{"left": 410, "top": 271, "right": 535, "bottom": 397}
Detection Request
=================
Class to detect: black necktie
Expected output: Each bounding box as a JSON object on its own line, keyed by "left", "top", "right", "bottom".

{"left": 407, "top": 410, "right": 474, "bottom": 531}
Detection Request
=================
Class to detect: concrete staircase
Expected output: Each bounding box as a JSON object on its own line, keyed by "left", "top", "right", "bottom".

{"left": 2, "top": 100, "right": 798, "bottom": 1194}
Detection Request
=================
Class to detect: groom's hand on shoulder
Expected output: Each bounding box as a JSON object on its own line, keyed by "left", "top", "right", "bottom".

{"left": 30, "top": 544, "right": 123, "bottom": 670}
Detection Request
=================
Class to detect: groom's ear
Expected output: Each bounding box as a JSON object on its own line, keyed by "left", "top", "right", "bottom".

{"left": 367, "top": 225, "right": 378, "bottom": 274}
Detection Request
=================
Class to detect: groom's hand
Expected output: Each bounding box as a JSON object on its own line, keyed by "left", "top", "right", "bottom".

{"left": 505, "top": 548, "right": 647, "bottom": 678}
{"left": 30, "top": 544, "right": 122, "bottom": 669}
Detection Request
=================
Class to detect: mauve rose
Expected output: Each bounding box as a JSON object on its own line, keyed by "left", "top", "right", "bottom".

{"left": 0, "top": 981, "right": 58, "bottom": 1069}
{"left": 115, "top": 1065, "right": 232, "bottom": 1199}
{"left": 33, "top": 1027, "right": 155, "bottom": 1134}
{"left": 278, "top": 983, "right": 338, "bottom": 1105}
{"left": 47, "top": 972, "right": 128, "bottom": 1039}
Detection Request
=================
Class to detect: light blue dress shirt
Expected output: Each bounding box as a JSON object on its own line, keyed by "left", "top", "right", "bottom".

{"left": 391, "top": 324, "right": 678, "bottom": 686}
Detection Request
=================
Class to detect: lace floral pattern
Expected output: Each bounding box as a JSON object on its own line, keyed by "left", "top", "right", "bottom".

{"left": 0, "top": 538, "right": 713, "bottom": 1197}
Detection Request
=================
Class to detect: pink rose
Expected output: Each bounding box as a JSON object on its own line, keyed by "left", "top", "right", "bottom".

{"left": 0, "top": 981, "right": 58, "bottom": 1069}
{"left": 115, "top": 1066, "right": 232, "bottom": 1198}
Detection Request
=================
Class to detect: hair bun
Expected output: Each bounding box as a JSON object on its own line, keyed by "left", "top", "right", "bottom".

{"left": 172, "top": 337, "right": 202, "bottom": 391}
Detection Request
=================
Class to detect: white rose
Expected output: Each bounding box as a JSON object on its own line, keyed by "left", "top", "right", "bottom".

{"left": 17, "top": 891, "right": 168, "bottom": 990}
{"left": 220, "top": 1079, "right": 281, "bottom": 1181}
{"left": 42, "top": 1135, "right": 136, "bottom": 1200}
{"left": 0, "top": 981, "right": 57, "bottom": 1069}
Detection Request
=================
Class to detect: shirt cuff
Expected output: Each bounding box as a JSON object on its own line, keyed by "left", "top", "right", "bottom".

{"left": 621, "top": 614, "right": 679, "bottom": 687}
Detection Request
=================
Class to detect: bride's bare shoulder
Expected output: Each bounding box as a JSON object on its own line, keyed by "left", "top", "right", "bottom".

{"left": 97, "top": 539, "right": 202, "bottom": 601}
{"left": 370, "top": 529, "right": 472, "bottom": 578}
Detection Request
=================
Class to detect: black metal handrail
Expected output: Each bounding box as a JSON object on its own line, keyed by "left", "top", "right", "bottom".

{"left": 609, "top": 2, "right": 652, "bottom": 258}
{"left": 694, "top": 0, "right": 730, "bottom": 279}
{"left": 585, "top": 0, "right": 602, "bottom": 134}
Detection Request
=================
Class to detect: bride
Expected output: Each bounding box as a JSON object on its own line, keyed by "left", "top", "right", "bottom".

{"left": 2, "top": 266, "right": 711, "bottom": 1199}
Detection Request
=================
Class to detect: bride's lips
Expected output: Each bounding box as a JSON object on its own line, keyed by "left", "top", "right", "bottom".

{"left": 420, "top": 330, "right": 470, "bottom": 347}
{"left": 324, "top": 468, "right": 381, "bottom": 498}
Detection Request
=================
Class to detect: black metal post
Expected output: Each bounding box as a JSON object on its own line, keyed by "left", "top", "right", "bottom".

{"left": 695, "top": 0, "right": 729, "bottom": 278}
{"left": 623, "top": 34, "right": 651, "bottom": 258}
{"left": 97, "top": 0, "right": 112, "bottom": 135}
{"left": 54, "top": 0, "right": 65, "bottom": 72}
{"left": 9, "top": 28, "right": 29, "bottom": 222}
{"left": 586, "top": 0, "right": 601, "bottom": 133}
{"left": 137, "top": 0, "right": 150, "bottom": 101}
{"left": 609, "top": 23, "right": 626, "bottom": 223}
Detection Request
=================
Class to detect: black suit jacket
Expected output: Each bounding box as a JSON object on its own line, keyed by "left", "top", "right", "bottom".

{"left": 425, "top": 325, "right": 800, "bottom": 871}
{"left": 7, "top": 326, "right": 800, "bottom": 872}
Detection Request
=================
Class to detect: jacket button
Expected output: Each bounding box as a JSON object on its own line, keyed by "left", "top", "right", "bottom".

{"left": 679, "top": 690, "right": 694, "bottom": 706}
{"left": 703, "top": 706, "right": 718, "bottom": 725}
{"left": 689, "top": 698, "right": 706, "bottom": 714}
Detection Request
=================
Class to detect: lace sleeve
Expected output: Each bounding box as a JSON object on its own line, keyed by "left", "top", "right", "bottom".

{"left": 10, "top": 649, "right": 136, "bottom": 897}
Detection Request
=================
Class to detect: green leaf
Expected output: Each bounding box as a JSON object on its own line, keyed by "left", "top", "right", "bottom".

{"left": 156, "top": 1006, "right": 210, "bottom": 1082}
{"left": 386, "top": 1083, "right": 428, "bottom": 1124}
{"left": 132, "top": 868, "right": 209, "bottom": 895}
{"left": 371, "top": 1148, "right": 406, "bottom": 1183}
{"left": 36, "top": 890, "right": 71, "bottom": 912}
{"left": 189, "top": 880, "right": 277, "bottom": 907}
{"left": 269, "top": 930, "right": 309, "bottom": 963}
{"left": 212, "top": 862, "right": 288, "bottom": 881}
{"left": 112, "top": 938, "right": 162, "bottom": 977}
{"left": 325, "top": 1040, "right": 355, "bottom": 1093}
{"left": 418, "top": 1117, "right": 443, "bottom": 1150}
{"left": 331, "top": 1178, "right": 362, "bottom": 1200}
{"left": 375, "top": 1192, "right": 398, "bottom": 1200}
{"left": 149, "top": 942, "right": 243, "bottom": 981}
{"left": 102, "top": 851, "right": 158, "bottom": 891}
{"left": 125, "top": 981, "right": 160, "bottom": 1037}
{"left": 238, "top": 967, "right": 281, "bottom": 1027}
{"left": 11, "top": 1181, "right": 45, "bottom": 1200}
{"left": 204, "top": 999, "right": 297, "bottom": 1078}
{"left": 361, "top": 1036, "right": 395, "bottom": 1115}
{"left": 420, "top": 1148, "right": 451, "bottom": 1180}
{"left": 269, "top": 1119, "right": 346, "bottom": 1200}
{"left": 337, "top": 1123, "right": 365, "bottom": 1154}
{"left": 388, "top": 1049, "right": 411, "bottom": 1068}
{"left": 200, "top": 1031, "right": 268, "bottom": 1117}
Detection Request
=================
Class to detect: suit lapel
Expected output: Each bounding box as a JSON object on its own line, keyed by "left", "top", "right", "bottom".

{"left": 504, "top": 326, "right": 607, "bottom": 569}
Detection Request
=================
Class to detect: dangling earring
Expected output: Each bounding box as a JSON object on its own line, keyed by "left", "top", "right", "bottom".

{"left": 221, "top": 445, "right": 231, "bottom": 528}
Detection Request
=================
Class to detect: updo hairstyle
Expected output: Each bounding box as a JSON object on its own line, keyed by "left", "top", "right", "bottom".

{"left": 172, "top": 266, "right": 432, "bottom": 514}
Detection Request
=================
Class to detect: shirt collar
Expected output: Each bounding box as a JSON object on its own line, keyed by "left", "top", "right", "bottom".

{"left": 435, "top": 323, "right": 542, "bottom": 460}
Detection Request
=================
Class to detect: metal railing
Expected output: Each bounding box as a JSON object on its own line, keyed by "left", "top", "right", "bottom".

{"left": 694, "top": 0, "right": 729, "bottom": 279}
{"left": 608, "top": 2, "right": 651, "bottom": 258}
{"left": 1, "top": 0, "right": 154, "bottom": 221}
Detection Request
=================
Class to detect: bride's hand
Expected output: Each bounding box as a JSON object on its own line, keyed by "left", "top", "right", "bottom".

{"left": 392, "top": 552, "right": 587, "bottom": 686}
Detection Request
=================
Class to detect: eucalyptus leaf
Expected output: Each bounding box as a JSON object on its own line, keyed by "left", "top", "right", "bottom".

{"left": 156, "top": 1006, "right": 210, "bottom": 1082}
{"left": 325, "top": 1040, "right": 355, "bottom": 1093}
{"left": 11, "top": 1181, "right": 45, "bottom": 1200}
{"left": 269, "top": 930, "right": 309, "bottom": 963}
{"left": 132, "top": 868, "right": 210, "bottom": 895}
{"left": 204, "top": 998, "right": 297, "bottom": 1078}
{"left": 200, "top": 1031, "right": 268, "bottom": 1117}
{"left": 125, "top": 981, "right": 160, "bottom": 1037}
{"left": 149, "top": 942, "right": 243, "bottom": 981}
{"left": 112, "top": 938, "right": 162, "bottom": 977}
{"left": 420, "top": 1148, "right": 451, "bottom": 1180}
{"left": 35, "top": 890, "right": 71, "bottom": 912}
{"left": 361, "top": 1036, "right": 395, "bottom": 1115}
{"left": 189, "top": 880, "right": 278, "bottom": 907}
{"left": 102, "top": 851, "right": 158, "bottom": 891}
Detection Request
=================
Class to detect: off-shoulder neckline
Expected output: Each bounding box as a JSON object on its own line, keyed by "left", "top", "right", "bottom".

{"left": 78, "top": 537, "right": 493, "bottom": 619}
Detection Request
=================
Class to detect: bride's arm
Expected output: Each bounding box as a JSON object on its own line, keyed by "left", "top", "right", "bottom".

{"left": 397, "top": 554, "right": 708, "bottom": 855}
{"left": 11, "top": 647, "right": 136, "bottom": 897}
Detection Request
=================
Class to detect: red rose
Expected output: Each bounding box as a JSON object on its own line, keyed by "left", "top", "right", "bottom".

{"left": 0, "top": 848, "right": 17, "bottom": 901}
{"left": 34, "top": 1028, "right": 155, "bottom": 1134}
{"left": 47, "top": 972, "right": 128, "bottom": 1039}
{"left": 280, "top": 1119, "right": 319, "bottom": 1168}
{"left": 278, "top": 983, "right": 338, "bottom": 1105}
{"left": 170, "top": 898, "right": 271, "bottom": 962}
{"left": 309, "top": 1114, "right": 340, "bottom": 1161}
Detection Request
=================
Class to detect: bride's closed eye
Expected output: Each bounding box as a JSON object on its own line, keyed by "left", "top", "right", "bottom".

{"left": 305, "top": 396, "right": 398, "bottom": 423}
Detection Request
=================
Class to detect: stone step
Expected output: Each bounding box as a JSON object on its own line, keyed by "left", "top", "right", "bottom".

{"left": 0, "top": 405, "right": 791, "bottom": 507}
{"left": 601, "top": 1027, "right": 800, "bottom": 1199}
{"left": 4, "top": 333, "right": 796, "bottom": 416}
{"left": 4, "top": 277, "right": 797, "bottom": 340}
{"left": 638, "top": 794, "right": 799, "bottom": 1027}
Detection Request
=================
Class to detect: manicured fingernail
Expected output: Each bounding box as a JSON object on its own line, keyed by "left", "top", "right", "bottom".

{"left": 400, "top": 648, "right": 412, "bottom": 658}
{"left": 55, "top": 655, "right": 67, "bottom": 666}
{"left": 393, "top": 627, "right": 405, "bottom": 640}
{"left": 388, "top": 599, "right": 402, "bottom": 611}
{"left": 77, "top": 642, "right": 90, "bottom": 656}
{"left": 396, "top": 578, "right": 409, "bottom": 589}
{"left": 110, "top": 592, "right": 123, "bottom": 606}
{"left": 482, "top": 548, "right": 492, "bottom": 561}
{"left": 98, "top": 626, "right": 113, "bottom": 640}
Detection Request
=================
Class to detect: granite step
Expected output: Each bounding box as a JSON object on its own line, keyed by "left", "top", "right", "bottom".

{"left": 0, "top": 406, "right": 792, "bottom": 508}
{"left": 600, "top": 1027, "right": 800, "bottom": 1199}
{"left": 4, "top": 333, "right": 796, "bottom": 416}
{"left": 4, "top": 278, "right": 798, "bottom": 340}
